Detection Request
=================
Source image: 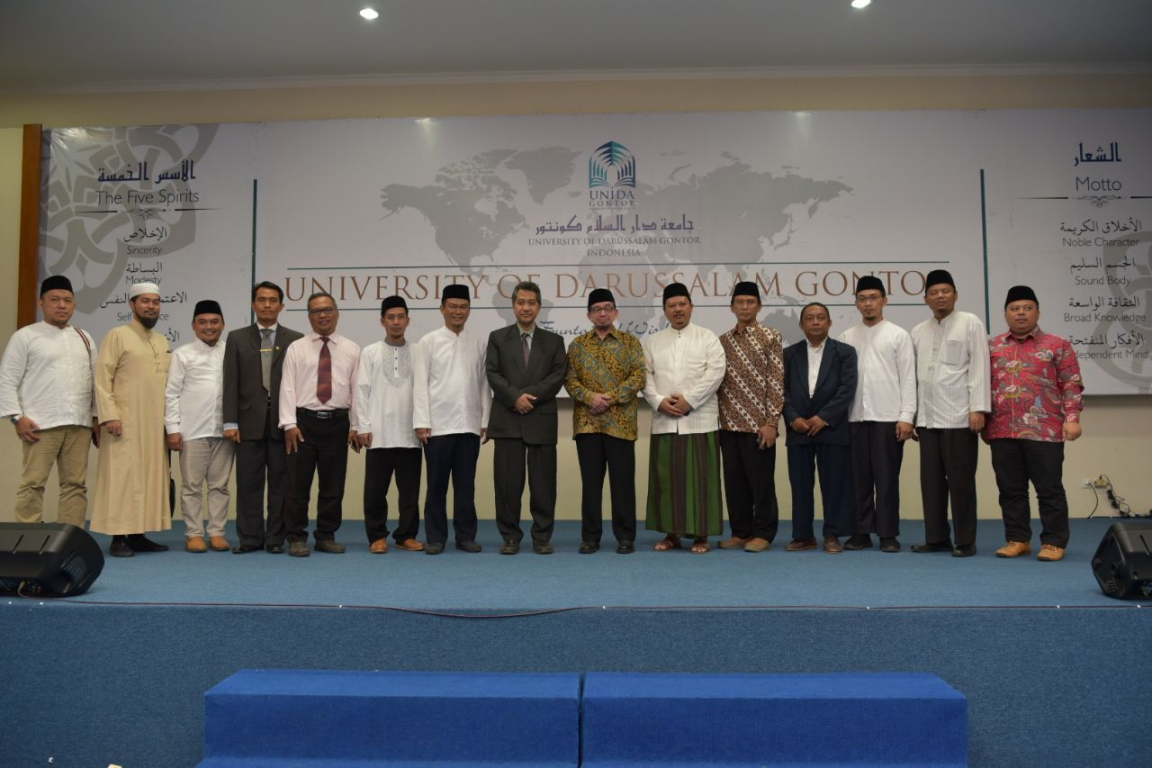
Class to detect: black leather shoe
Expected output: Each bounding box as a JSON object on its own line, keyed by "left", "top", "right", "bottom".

{"left": 911, "top": 541, "right": 952, "bottom": 553}
{"left": 533, "top": 542, "right": 554, "bottom": 555}
{"left": 952, "top": 544, "right": 977, "bottom": 558}
{"left": 616, "top": 541, "right": 635, "bottom": 554}
{"left": 455, "top": 540, "right": 482, "bottom": 553}
{"left": 844, "top": 534, "right": 873, "bottom": 550}
{"left": 579, "top": 541, "right": 600, "bottom": 554}
{"left": 424, "top": 543, "right": 444, "bottom": 555}
{"left": 126, "top": 534, "right": 169, "bottom": 552}
{"left": 314, "top": 539, "right": 346, "bottom": 554}
{"left": 288, "top": 541, "right": 310, "bottom": 557}
{"left": 109, "top": 539, "right": 134, "bottom": 558}
{"left": 231, "top": 544, "right": 262, "bottom": 554}
{"left": 500, "top": 540, "right": 520, "bottom": 555}
{"left": 879, "top": 538, "right": 901, "bottom": 553}
{"left": 265, "top": 543, "right": 284, "bottom": 554}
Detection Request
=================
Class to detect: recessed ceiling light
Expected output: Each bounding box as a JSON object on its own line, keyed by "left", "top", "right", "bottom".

{"left": 851, "top": 0, "right": 872, "bottom": 8}
{"left": 360, "top": 8, "right": 379, "bottom": 21}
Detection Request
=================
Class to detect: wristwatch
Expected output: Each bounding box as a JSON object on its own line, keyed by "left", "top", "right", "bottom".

{"left": 9, "top": 415, "right": 20, "bottom": 424}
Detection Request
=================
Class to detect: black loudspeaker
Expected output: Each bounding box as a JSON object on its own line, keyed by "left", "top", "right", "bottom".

{"left": 0, "top": 523, "right": 104, "bottom": 597}
{"left": 1092, "top": 521, "right": 1152, "bottom": 599}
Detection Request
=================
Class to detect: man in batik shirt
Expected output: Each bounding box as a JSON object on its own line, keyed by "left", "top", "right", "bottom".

{"left": 986, "top": 285, "right": 1084, "bottom": 562}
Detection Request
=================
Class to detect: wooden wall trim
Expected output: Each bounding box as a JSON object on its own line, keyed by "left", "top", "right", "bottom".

{"left": 17, "top": 124, "right": 43, "bottom": 328}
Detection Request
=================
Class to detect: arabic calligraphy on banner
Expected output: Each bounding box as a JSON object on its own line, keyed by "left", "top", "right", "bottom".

{"left": 38, "top": 110, "right": 1151, "bottom": 394}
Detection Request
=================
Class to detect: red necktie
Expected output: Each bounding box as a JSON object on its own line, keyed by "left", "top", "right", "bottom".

{"left": 317, "top": 336, "right": 332, "bottom": 404}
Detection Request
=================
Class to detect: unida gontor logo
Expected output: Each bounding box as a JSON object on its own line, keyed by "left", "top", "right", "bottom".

{"left": 588, "top": 141, "right": 636, "bottom": 208}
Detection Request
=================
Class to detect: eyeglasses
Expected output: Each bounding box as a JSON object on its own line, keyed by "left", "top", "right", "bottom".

{"left": 309, "top": 307, "right": 336, "bottom": 316}
{"left": 856, "top": 295, "right": 884, "bottom": 304}
{"left": 589, "top": 305, "right": 616, "bottom": 314}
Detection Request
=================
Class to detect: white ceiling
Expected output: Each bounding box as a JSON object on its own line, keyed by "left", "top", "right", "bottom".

{"left": 2, "top": 0, "right": 1151, "bottom": 93}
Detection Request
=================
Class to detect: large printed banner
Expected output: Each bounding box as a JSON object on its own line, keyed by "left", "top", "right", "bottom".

{"left": 39, "top": 110, "right": 1151, "bottom": 394}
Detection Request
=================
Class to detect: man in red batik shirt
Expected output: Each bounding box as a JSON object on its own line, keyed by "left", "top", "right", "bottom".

{"left": 985, "top": 285, "right": 1084, "bottom": 562}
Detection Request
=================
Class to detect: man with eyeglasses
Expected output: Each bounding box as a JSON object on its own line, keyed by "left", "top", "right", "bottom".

{"left": 279, "top": 292, "right": 361, "bottom": 557}
{"left": 0, "top": 276, "right": 98, "bottom": 528}
{"left": 486, "top": 281, "right": 567, "bottom": 555}
{"left": 90, "top": 282, "right": 172, "bottom": 557}
{"left": 837, "top": 276, "right": 916, "bottom": 553}
{"left": 565, "top": 288, "right": 646, "bottom": 554}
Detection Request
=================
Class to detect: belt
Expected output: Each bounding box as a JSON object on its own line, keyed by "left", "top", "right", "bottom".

{"left": 297, "top": 408, "right": 348, "bottom": 420}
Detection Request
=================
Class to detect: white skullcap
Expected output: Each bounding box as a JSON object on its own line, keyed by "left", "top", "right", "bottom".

{"left": 129, "top": 282, "right": 160, "bottom": 299}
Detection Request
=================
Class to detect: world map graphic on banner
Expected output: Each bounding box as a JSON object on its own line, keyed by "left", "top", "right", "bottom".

{"left": 39, "top": 110, "right": 1151, "bottom": 394}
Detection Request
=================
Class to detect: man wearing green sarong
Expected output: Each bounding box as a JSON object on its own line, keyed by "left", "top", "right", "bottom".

{"left": 642, "top": 282, "right": 727, "bottom": 554}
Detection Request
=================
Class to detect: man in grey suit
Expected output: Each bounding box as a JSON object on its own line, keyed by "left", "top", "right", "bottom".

{"left": 223, "top": 281, "right": 304, "bottom": 554}
{"left": 486, "top": 281, "right": 568, "bottom": 555}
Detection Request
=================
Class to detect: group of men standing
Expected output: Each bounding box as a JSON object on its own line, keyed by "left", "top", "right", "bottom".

{"left": 1, "top": 268, "right": 1083, "bottom": 563}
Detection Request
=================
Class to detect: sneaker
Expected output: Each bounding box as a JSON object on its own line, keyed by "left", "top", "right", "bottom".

{"left": 288, "top": 541, "right": 310, "bottom": 558}
{"left": 1037, "top": 544, "right": 1066, "bottom": 562}
{"left": 995, "top": 541, "right": 1032, "bottom": 558}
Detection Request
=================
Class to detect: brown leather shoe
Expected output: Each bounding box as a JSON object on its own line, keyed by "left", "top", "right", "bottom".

{"left": 996, "top": 541, "right": 1032, "bottom": 558}
{"left": 1037, "top": 544, "right": 1066, "bottom": 562}
{"left": 396, "top": 539, "right": 425, "bottom": 552}
{"left": 824, "top": 536, "right": 843, "bottom": 554}
{"left": 743, "top": 537, "right": 771, "bottom": 553}
{"left": 718, "top": 536, "right": 752, "bottom": 550}
{"left": 209, "top": 536, "right": 231, "bottom": 552}
{"left": 369, "top": 538, "right": 389, "bottom": 554}
{"left": 784, "top": 538, "right": 817, "bottom": 552}
{"left": 185, "top": 536, "right": 207, "bottom": 553}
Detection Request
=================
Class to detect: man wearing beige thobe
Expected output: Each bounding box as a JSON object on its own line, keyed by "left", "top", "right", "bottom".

{"left": 91, "top": 282, "right": 173, "bottom": 557}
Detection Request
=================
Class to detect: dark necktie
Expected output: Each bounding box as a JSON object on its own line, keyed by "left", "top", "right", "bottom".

{"left": 317, "top": 336, "right": 332, "bottom": 404}
{"left": 260, "top": 328, "right": 273, "bottom": 392}
{"left": 521, "top": 332, "right": 530, "bottom": 367}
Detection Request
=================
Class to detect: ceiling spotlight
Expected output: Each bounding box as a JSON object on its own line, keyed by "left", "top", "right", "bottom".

{"left": 851, "top": 0, "right": 872, "bottom": 8}
{"left": 359, "top": 8, "right": 379, "bottom": 20}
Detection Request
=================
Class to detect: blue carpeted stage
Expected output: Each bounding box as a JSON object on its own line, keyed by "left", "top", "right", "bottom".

{"left": 3, "top": 518, "right": 1150, "bottom": 767}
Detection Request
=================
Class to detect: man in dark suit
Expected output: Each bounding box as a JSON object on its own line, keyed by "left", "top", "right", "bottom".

{"left": 486, "top": 281, "right": 568, "bottom": 555}
{"left": 782, "top": 302, "right": 858, "bottom": 554}
{"left": 222, "top": 281, "right": 304, "bottom": 554}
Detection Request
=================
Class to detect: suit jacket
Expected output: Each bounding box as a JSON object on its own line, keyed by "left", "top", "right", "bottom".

{"left": 782, "top": 337, "right": 857, "bottom": 447}
{"left": 485, "top": 325, "right": 567, "bottom": 445}
{"left": 222, "top": 322, "right": 304, "bottom": 441}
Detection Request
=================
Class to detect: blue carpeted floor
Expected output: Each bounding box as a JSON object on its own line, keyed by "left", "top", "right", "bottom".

{"left": 3, "top": 518, "right": 1150, "bottom": 767}
{"left": 63, "top": 518, "right": 1136, "bottom": 610}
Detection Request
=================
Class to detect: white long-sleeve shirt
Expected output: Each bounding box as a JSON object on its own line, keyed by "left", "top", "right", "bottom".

{"left": 412, "top": 326, "right": 491, "bottom": 436}
{"left": 354, "top": 339, "right": 421, "bottom": 449}
{"left": 642, "top": 322, "right": 726, "bottom": 435}
{"left": 0, "top": 321, "right": 97, "bottom": 429}
{"left": 910, "top": 310, "right": 991, "bottom": 429}
{"left": 839, "top": 319, "right": 917, "bottom": 424}
{"left": 165, "top": 338, "right": 227, "bottom": 440}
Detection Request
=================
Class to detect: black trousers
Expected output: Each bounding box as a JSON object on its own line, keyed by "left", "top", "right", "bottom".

{"left": 575, "top": 433, "right": 637, "bottom": 544}
{"left": 918, "top": 427, "right": 978, "bottom": 547}
{"left": 234, "top": 404, "right": 289, "bottom": 548}
{"left": 363, "top": 447, "right": 423, "bottom": 543}
{"left": 422, "top": 432, "right": 480, "bottom": 546}
{"left": 849, "top": 421, "right": 905, "bottom": 539}
{"left": 990, "top": 439, "right": 1070, "bottom": 548}
{"left": 787, "top": 443, "right": 852, "bottom": 541}
{"left": 493, "top": 438, "right": 556, "bottom": 544}
{"left": 284, "top": 409, "right": 349, "bottom": 543}
{"left": 719, "top": 430, "right": 779, "bottom": 541}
